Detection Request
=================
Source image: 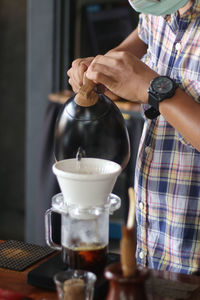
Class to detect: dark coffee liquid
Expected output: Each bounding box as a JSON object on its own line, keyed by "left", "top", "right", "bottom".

{"left": 66, "top": 243, "right": 107, "bottom": 274}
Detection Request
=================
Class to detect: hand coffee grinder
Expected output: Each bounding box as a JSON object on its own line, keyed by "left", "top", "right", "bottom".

{"left": 45, "top": 79, "right": 130, "bottom": 274}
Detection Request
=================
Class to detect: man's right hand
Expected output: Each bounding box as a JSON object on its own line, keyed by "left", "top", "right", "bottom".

{"left": 67, "top": 57, "right": 94, "bottom": 93}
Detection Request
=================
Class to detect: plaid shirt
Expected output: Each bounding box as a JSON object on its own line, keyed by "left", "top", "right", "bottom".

{"left": 135, "top": 0, "right": 200, "bottom": 274}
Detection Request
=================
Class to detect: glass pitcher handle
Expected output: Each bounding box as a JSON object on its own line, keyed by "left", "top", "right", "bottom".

{"left": 45, "top": 208, "right": 62, "bottom": 251}
{"left": 109, "top": 193, "right": 121, "bottom": 215}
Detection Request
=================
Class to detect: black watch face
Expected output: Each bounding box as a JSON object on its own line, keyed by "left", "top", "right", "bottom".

{"left": 152, "top": 76, "right": 173, "bottom": 94}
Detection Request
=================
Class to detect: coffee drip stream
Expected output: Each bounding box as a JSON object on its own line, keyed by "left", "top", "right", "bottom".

{"left": 76, "top": 146, "right": 86, "bottom": 161}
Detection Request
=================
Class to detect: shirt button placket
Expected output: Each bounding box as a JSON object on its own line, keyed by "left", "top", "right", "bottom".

{"left": 138, "top": 201, "right": 147, "bottom": 266}
{"left": 175, "top": 42, "right": 181, "bottom": 51}
{"left": 145, "top": 146, "right": 151, "bottom": 155}
{"left": 139, "top": 201, "right": 144, "bottom": 210}
{"left": 139, "top": 250, "right": 145, "bottom": 260}
{"left": 139, "top": 141, "right": 150, "bottom": 267}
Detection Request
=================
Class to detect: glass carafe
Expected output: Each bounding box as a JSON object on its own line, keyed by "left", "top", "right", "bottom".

{"left": 45, "top": 193, "right": 121, "bottom": 274}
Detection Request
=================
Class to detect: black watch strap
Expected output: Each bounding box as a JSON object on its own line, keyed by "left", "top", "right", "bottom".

{"left": 144, "top": 107, "right": 160, "bottom": 119}
{"left": 148, "top": 92, "right": 160, "bottom": 110}
{"left": 145, "top": 92, "right": 161, "bottom": 119}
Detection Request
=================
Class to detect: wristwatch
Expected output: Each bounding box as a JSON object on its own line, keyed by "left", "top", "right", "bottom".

{"left": 145, "top": 76, "right": 178, "bottom": 119}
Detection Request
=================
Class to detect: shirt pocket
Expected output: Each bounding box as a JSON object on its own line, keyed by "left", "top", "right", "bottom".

{"left": 174, "top": 50, "right": 200, "bottom": 102}
{"left": 141, "top": 48, "right": 158, "bottom": 72}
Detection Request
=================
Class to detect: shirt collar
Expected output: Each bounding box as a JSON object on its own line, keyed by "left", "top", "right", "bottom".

{"left": 179, "top": 0, "right": 200, "bottom": 17}
{"left": 163, "top": 0, "right": 200, "bottom": 31}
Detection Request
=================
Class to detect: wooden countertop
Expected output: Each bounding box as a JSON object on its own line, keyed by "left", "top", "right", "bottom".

{"left": 0, "top": 250, "right": 57, "bottom": 300}
{"left": 0, "top": 241, "right": 200, "bottom": 300}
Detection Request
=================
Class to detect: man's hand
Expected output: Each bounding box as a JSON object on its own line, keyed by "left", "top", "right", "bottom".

{"left": 67, "top": 57, "right": 94, "bottom": 93}
{"left": 86, "top": 50, "right": 158, "bottom": 104}
{"left": 67, "top": 56, "right": 122, "bottom": 101}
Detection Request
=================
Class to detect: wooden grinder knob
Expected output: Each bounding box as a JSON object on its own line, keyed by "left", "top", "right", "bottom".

{"left": 75, "top": 78, "right": 99, "bottom": 107}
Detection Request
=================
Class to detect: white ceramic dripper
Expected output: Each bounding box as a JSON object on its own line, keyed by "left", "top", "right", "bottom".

{"left": 52, "top": 158, "right": 122, "bottom": 208}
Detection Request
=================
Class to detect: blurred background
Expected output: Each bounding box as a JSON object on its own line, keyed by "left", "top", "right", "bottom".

{"left": 0, "top": 0, "right": 26, "bottom": 241}
{"left": 0, "top": 0, "right": 142, "bottom": 245}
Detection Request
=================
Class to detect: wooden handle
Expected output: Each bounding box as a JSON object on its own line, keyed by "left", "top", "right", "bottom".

{"left": 120, "top": 227, "right": 137, "bottom": 277}
{"left": 120, "top": 187, "right": 137, "bottom": 278}
{"left": 75, "top": 78, "right": 98, "bottom": 107}
{"left": 83, "top": 76, "right": 96, "bottom": 89}
{"left": 127, "top": 187, "right": 136, "bottom": 229}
